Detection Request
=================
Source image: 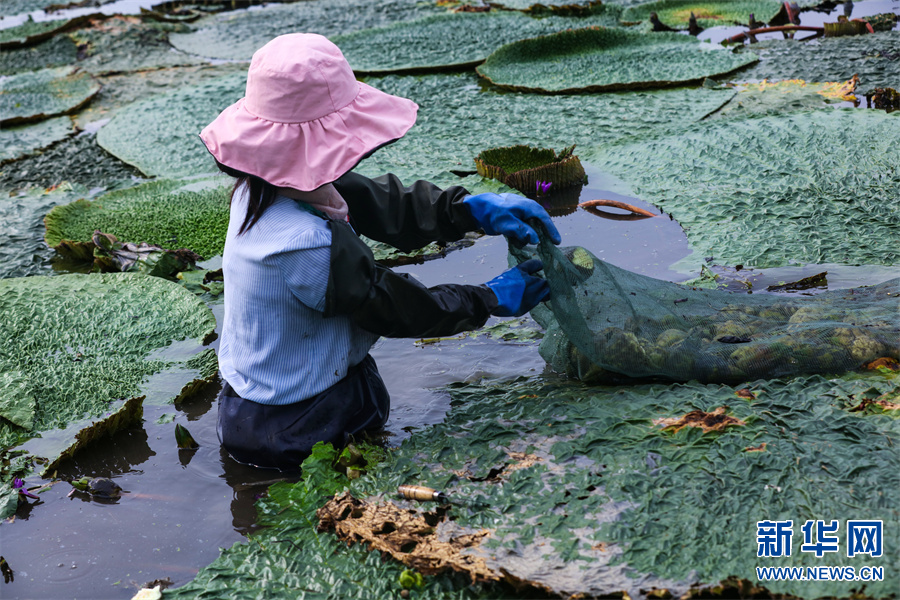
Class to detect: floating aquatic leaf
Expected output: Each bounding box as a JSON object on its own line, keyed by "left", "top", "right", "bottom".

{"left": 0, "top": 273, "right": 215, "bottom": 451}
{"left": 41, "top": 395, "right": 143, "bottom": 475}
{"left": 707, "top": 77, "right": 859, "bottom": 119}
{"left": 355, "top": 73, "right": 736, "bottom": 184}
{"left": 0, "top": 116, "right": 73, "bottom": 164}
{"left": 96, "top": 72, "right": 244, "bottom": 178}
{"left": 621, "top": 0, "right": 782, "bottom": 29}
{"left": 592, "top": 109, "right": 900, "bottom": 269}
{"left": 0, "top": 372, "right": 36, "bottom": 431}
{"left": 174, "top": 373, "right": 900, "bottom": 599}
{"left": 331, "top": 10, "right": 622, "bottom": 74}
{"left": 734, "top": 31, "right": 900, "bottom": 90}
{"left": 489, "top": 0, "right": 606, "bottom": 12}
{"left": 0, "top": 34, "right": 78, "bottom": 76}
{"left": 44, "top": 178, "right": 231, "bottom": 260}
{"left": 477, "top": 28, "right": 757, "bottom": 93}
{"left": 0, "top": 14, "right": 100, "bottom": 49}
{"left": 94, "top": 70, "right": 734, "bottom": 191}
{"left": 168, "top": 0, "right": 442, "bottom": 61}
{"left": 0, "top": 66, "right": 100, "bottom": 127}
{"left": 69, "top": 16, "right": 207, "bottom": 75}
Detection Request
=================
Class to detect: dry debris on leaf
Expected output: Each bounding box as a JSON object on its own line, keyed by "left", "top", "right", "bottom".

{"left": 865, "top": 357, "right": 900, "bottom": 371}
{"left": 743, "top": 442, "right": 767, "bottom": 453}
{"left": 734, "top": 388, "right": 756, "bottom": 399}
{"left": 653, "top": 407, "right": 746, "bottom": 433}
{"left": 317, "top": 492, "right": 496, "bottom": 583}
{"left": 849, "top": 395, "right": 900, "bottom": 413}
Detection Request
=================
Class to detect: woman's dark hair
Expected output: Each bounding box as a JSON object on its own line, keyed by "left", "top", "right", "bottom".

{"left": 215, "top": 160, "right": 278, "bottom": 235}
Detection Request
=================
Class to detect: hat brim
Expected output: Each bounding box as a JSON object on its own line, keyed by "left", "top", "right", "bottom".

{"left": 200, "top": 81, "right": 418, "bottom": 191}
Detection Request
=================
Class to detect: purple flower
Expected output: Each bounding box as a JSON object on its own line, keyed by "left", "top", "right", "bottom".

{"left": 13, "top": 478, "right": 39, "bottom": 500}
{"left": 535, "top": 180, "right": 552, "bottom": 197}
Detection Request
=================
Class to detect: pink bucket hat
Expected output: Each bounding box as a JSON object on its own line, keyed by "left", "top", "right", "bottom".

{"left": 200, "top": 33, "right": 418, "bottom": 191}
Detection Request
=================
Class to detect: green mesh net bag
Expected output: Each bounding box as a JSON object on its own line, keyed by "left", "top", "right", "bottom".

{"left": 512, "top": 234, "right": 900, "bottom": 384}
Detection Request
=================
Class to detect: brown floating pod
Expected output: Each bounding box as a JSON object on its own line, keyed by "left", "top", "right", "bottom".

{"left": 578, "top": 198, "right": 658, "bottom": 220}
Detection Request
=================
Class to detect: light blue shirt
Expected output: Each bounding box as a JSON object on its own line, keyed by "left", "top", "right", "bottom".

{"left": 218, "top": 187, "right": 379, "bottom": 405}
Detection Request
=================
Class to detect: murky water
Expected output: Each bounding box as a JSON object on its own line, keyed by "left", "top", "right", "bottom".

{"left": 4, "top": 161, "right": 897, "bottom": 598}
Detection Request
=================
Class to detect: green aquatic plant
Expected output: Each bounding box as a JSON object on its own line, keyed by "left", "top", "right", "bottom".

{"left": 44, "top": 178, "right": 231, "bottom": 260}
{"left": 707, "top": 77, "right": 860, "bottom": 119}
{"left": 68, "top": 17, "right": 206, "bottom": 76}
{"left": 0, "top": 116, "right": 73, "bottom": 164}
{"left": 168, "top": 0, "right": 442, "bottom": 61}
{"left": 0, "top": 66, "right": 100, "bottom": 126}
{"left": 0, "top": 14, "right": 98, "bottom": 49}
{"left": 591, "top": 109, "right": 900, "bottom": 269}
{"left": 331, "top": 9, "right": 622, "bottom": 74}
{"left": 94, "top": 70, "right": 734, "bottom": 189}
{"left": 171, "top": 373, "right": 900, "bottom": 598}
{"left": 477, "top": 27, "right": 757, "bottom": 93}
{"left": 621, "top": 0, "right": 782, "bottom": 28}
{"left": 0, "top": 273, "right": 216, "bottom": 453}
{"left": 355, "top": 73, "right": 735, "bottom": 184}
{"left": 733, "top": 31, "right": 900, "bottom": 90}
{"left": 0, "top": 34, "right": 78, "bottom": 76}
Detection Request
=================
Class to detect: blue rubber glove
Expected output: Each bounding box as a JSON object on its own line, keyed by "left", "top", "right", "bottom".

{"left": 463, "top": 192, "right": 562, "bottom": 247}
{"left": 484, "top": 259, "right": 550, "bottom": 317}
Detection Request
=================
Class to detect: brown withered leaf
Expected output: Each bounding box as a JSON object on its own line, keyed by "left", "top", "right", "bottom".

{"left": 743, "top": 442, "right": 767, "bottom": 453}
{"left": 653, "top": 407, "right": 745, "bottom": 434}
{"left": 502, "top": 451, "right": 542, "bottom": 475}
{"left": 317, "top": 492, "right": 496, "bottom": 583}
{"left": 864, "top": 357, "right": 900, "bottom": 371}
{"left": 849, "top": 396, "right": 900, "bottom": 413}
{"left": 735, "top": 388, "right": 756, "bottom": 399}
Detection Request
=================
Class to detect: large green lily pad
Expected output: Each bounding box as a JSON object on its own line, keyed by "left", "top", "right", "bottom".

{"left": 733, "top": 31, "right": 900, "bottom": 90}
{"left": 622, "top": 0, "right": 783, "bottom": 28}
{"left": 168, "top": 0, "right": 441, "bottom": 61}
{"left": 0, "top": 273, "right": 216, "bottom": 451}
{"left": 69, "top": 16, "right": 208, "bottom": 75}
{"left": 96, "top": 71, "right": 243, "bottom": 178}
{"left": 476, "top": 27, "right": 757, "bottom": 93}
{"left": 171, "top": 372, "right": 900, "bottom": 598}
{"left": 0, "top": 34, "right": 78, "bottom": 76}
{"left": 354, "top": 73, "right": 736, "bottom": 184}
{"left": 95, "top": 70, "right": 734, "bottom": 185}
{"left": 592, "top": 109, "right": 900, "bottom": 269}
{"left": 0, "top": 116, "right": 74, "bottom": 164}
{"left": 44, "top": 178, "right": 232, "bottom": 260}
{"left": 331, "top": 10, "right": 622, "bottom": 74}
{"left": 0, "top": 66, "right": 100, "bottom": 126}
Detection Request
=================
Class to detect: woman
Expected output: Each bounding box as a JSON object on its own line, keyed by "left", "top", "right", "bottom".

{"left": 200, "top": 33, "right": 561, "bottom": 470}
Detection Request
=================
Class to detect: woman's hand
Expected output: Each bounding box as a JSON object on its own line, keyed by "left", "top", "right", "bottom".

{"left": 463, "top": 192, "right": 562, "bottom": 247}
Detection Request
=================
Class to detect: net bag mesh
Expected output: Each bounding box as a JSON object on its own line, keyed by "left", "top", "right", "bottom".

{"left": 511, "top": 234, "right": 900, "bottom": 384}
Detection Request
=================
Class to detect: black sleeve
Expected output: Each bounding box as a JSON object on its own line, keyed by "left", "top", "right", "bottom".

{"left": 324, "top": 220, "right": 497, "bottom": 338}
{"left": 332, "top": 171, "right": 479, "bottom": 253}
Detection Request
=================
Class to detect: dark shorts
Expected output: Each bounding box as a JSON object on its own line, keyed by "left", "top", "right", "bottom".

{"left": 216, "top": 354, "right": 390, "bottom": 470}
